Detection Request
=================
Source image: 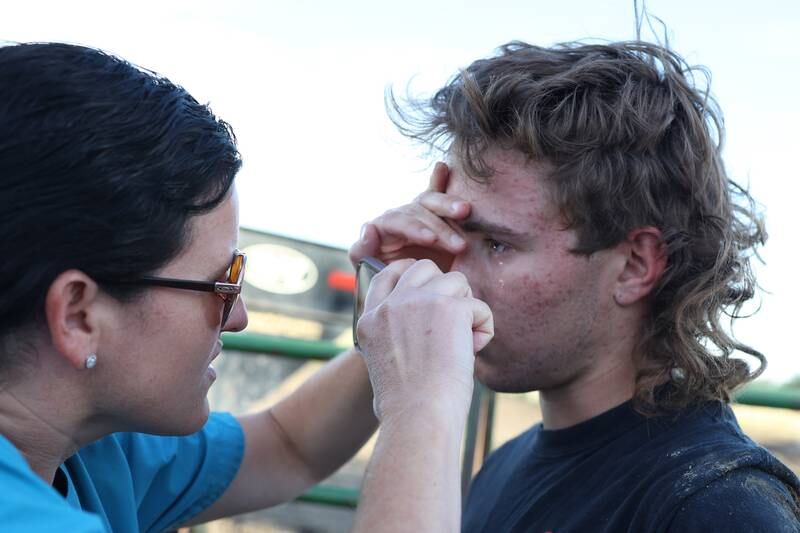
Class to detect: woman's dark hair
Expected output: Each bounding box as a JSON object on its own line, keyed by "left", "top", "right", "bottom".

{"left": 0, "top": 43, "right": 242, "bottom": 362}
{"left": 390, "top": 40, "right": 766, "bottom": 413}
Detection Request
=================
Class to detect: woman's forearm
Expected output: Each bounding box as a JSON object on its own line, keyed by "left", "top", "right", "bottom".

{"left": 353, "top": 410, "right": 466, "bottom": 533}
{"left": 269, "top": 348, "right": 378, "bottom": 481}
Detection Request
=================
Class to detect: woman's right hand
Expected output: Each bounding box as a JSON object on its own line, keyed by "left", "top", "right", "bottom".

{"left": 355, "top": 258, "right": 493, "bottom": 425}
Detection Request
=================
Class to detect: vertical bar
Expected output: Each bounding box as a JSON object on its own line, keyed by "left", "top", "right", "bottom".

{"left": 481, "top": 390, "right": 496, "bottom": 463}
{"left": 461, "top": 380, "right": 484, "bottom": 500}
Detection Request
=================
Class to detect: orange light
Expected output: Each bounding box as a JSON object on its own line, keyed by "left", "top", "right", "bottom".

{"left": 327, "top": 270, "right": 356, "bottom": 292}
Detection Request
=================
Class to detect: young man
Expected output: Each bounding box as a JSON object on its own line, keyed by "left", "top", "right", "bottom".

{"left": 351, "top": 41, "right": 800, "bottom": 531}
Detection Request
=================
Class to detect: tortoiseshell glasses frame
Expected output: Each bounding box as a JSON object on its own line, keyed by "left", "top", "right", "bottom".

{"left": 101, "top": 250, "right": 246, "bottom": 328}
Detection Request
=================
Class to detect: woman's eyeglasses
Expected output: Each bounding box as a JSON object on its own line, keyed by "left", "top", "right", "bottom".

{"left": 99, "top": 250, "right": 246, "bottom": 328}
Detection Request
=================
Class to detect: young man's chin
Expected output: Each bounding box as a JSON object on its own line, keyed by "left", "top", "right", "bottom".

{"left": 476, "top": 358, "right": 522, "bottom": 393}
{"left": 476, "top": 357, "right": 555, "bottom": 394}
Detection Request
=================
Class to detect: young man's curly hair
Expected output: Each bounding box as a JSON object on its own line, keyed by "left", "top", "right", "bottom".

{"left": 390, "top": 40, "right": 766, "bottom": 413}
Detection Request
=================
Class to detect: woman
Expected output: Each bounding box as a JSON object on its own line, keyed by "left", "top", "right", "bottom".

{"left": 0, "top": 41, "right": 491, "bottom": 533}
{"left": 0, "top": 41, "right": 387, "bottom": 532}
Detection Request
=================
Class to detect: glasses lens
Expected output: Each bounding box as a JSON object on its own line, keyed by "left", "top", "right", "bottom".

{"left": 221, "top": 252, "right": 246, "bottom": 327}
{"left": 228, "top": 253, "right": 245, "bottom": 284}
{"left": 353, "top": 257, "right": 386, "bottom": 349}
{"left": 221, "top": 295, "right": 236, "bottom": 328}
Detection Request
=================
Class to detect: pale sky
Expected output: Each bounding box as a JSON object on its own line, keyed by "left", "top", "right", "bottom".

{"left": 3, "top": 0, "right": 798, "bottom": 382}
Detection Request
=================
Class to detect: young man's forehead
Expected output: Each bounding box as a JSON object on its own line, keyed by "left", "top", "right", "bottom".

{"left": 447, "top": 155, "right": 561, "bottom": 225}
{"left": 448, "top": 146, "right": 551, "bottom": 174}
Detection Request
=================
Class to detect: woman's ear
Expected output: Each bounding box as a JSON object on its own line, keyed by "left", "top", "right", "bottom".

{"left": 614, "top": 227, "right": 667, "bottom": 306}
{"left": 44, "top": 270, "right": 101, "bottom": 370}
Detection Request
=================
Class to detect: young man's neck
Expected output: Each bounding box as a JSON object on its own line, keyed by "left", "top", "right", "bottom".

{"left": 538, "top": 355, "right": 638, "bottom": 431}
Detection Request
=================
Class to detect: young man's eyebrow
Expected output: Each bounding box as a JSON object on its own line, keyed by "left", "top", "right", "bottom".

{"left": 458, "top": 216, "right": 525, "bottom": 238}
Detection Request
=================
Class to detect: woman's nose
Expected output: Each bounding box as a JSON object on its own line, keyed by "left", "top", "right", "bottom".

{"left": 223, "top": 297, "right": 249, "bottom": 333}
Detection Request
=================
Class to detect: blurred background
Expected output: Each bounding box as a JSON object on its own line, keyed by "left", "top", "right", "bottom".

{"left": 2, "top": 1, "right": 798, "bottom": 531}
{"left": 4, "top": 0, "right": 796, "bottom": 382}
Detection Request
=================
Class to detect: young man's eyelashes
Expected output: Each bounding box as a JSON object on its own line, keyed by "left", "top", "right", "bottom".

{"left": 485, "top": 238, "right": 512, "bottom": 255}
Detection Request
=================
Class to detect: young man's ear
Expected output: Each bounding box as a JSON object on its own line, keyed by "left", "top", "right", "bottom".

{"left": 44, "top": 270, "right": 101, "bottom": 370}
{"left": 614, "top": 227, "right": 667, "bottom": 306}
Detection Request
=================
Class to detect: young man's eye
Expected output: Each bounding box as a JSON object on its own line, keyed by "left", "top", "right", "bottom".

{"left": 486, "top": 239, "right": 511, "bottom": 254}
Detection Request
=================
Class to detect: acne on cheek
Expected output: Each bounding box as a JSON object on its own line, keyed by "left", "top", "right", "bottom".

{"left": 512, "top": 272, "right": 581, "bottom": 320}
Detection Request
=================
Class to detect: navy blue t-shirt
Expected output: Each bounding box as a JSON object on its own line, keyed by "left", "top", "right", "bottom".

{"left": 463, "top": 401, "right": 800, "bottom": 532}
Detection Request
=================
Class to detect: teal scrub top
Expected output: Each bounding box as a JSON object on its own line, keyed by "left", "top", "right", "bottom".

{"left": 0, "top": 412, "right": 245, "bottom": 532}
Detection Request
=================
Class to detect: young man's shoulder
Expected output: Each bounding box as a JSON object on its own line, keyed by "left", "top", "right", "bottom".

{"left": 666, "top": 466, "right": 800, "bottom": 532}
{"left": 463, "top": 401, "right": 800, "bottom": 532}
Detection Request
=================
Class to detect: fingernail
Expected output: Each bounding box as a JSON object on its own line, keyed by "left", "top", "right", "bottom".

{"left": 421, "top": 228, "right": 435, "bottom": 241}
{"left": 359, "top": 223, "right": 368, "bottom": 241}
{"left": 452, "top": 201, "right": 464, "bottom": 214}
{"left": 450, "top": 234, "right": 465, "bottom": 247}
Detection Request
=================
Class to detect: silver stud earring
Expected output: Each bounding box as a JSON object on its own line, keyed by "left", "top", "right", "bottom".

{"left": 85, "top": 353, "right": 97, "bottom": 369}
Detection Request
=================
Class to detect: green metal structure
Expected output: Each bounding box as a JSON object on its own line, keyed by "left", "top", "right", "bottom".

{"left": 221, "top": 331, "right": 800, "bottom": 510}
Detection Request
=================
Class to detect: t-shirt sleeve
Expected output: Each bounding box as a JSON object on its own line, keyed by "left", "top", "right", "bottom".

{"left": 0, "top": 437, "right": 105, "bottom": 533}
{"left": 666, "top": 467, "right": 800, "bottom": 533}
{"left": 111, "top": 411, "right": 245, "bottom": 532}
